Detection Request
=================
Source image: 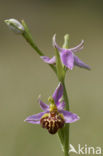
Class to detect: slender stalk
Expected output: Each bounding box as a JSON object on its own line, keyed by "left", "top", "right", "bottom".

{"left": 21, "top": 20, "right": 57, "bottom": 74}
{"left": 58, "top": 128, "right": 64, "bottom": 147}
{"left": 62, "top": 81, "right": 70, "bottom": 156}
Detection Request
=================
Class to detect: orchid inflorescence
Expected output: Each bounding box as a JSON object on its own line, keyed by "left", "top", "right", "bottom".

{"left": 5, "top": 18, "right": 90, "bottom": 156}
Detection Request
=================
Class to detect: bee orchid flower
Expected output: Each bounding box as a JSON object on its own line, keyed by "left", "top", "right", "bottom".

{"left": 41, "top": 34, "right": 90, "bottom": 70}
{"left": 24, "top": 83, "right": 79, "bottom": 134}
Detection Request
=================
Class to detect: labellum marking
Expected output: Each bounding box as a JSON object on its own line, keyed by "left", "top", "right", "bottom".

{"left": 40, "top": 111, "right": 65, "bottom": 134}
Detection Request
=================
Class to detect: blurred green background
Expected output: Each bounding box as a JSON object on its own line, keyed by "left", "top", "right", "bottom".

{"left": 0, "top": 0, "right": 103, "bottom": 155}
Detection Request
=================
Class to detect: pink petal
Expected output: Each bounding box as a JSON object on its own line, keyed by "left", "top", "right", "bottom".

{"left": 60, "top": 51, "right": 74, "bottom": 70}
{"left": 39, "top": 98, "right": 49, "bottom": 111}
{"left": 40, "top": 56, "right": 56, "bottom": 64}
{"left": 57, "top": 101, "right": 65, "bottom": 110}
{"left": 60, "top": 110, "right": 80, "bottom": 123}
{"left": 52, "top": 34, "right": 64, "bottom": 52}
{"left": 74, "top": 55, "right": 91, "bottom": 70}
{"left": 52, "top": 83, "right": 63, "bottom": 106}
{"left": 70, "top": 40, "right": 84, "bottom": 53}
{"left": 24, "top": 112, "right": 46, "bottom": 124}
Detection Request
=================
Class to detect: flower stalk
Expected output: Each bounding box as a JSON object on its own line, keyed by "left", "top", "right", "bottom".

{"left": 62, "top": 35, "right": 70, "bottom": 156}
{"left": 56, "top": 35, "right": 70, "bottom": 156}
{"left": 57, "top": 80, "right": 70, "bottom": 156}
{"left": 21, "top": 20, "right": 57, "bottom": 74}
{"left": 62, "top": 81, "right": 70, "bottom": 156}
{"left": 21, "top": 20, "right": 43, "bottom": 56}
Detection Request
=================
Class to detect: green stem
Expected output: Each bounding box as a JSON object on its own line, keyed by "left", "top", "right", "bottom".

{"left": 58, "top": 128, "right": 64, "bottom": 147}
{"left": 62, "top": 81, "right": 70, "bottom": 156}
{"left": 21, "top": 20, "right": 56, "bottom": 74}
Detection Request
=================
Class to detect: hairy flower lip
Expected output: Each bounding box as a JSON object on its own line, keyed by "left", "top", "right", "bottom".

{"left": 41, "top": 34, "right": 90, "bottom": 70}
{"left": 40, "top": 111, "right": 65, "bottom": 134}
{"left": 24, "top": 83, "right": 80, "bottom": 134}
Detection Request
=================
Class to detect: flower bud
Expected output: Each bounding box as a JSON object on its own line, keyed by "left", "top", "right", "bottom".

{"left": 4, "top": 18, "right": 24, "bottom": 34}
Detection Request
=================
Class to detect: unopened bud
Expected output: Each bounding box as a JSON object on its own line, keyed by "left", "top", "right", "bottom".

{"left": 4, "top": 18, "right": 24, "bottom": 34}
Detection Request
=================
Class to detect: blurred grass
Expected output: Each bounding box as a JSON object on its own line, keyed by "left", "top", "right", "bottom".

{"left": 0, "top": 0, "right": 103, "bottom": 156}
